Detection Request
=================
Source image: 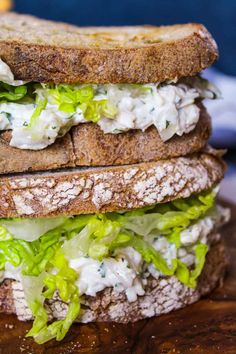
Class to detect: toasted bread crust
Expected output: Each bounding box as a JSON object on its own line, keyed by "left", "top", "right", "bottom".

{"left": 0, "top": 240, "right": 227, "bottom": 323}
{"left": 0, "top": 152, "right": 225, "bottom": 218}
{"left": 0, "top": 13, "right": 218, "bottom": 83}
{"left": 0, "top": 106, "right": 211, "bottom": 174}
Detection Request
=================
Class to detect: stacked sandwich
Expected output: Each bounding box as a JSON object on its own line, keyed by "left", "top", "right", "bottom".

{"left": 0, "top": 13, "right": 230, "bottom": 344}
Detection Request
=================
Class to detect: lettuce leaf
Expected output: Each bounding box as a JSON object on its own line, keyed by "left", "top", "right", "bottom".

{"left": 0, "top": 228, "right": 62, "bottom": 274}
{"left": 47, "top": 84, "right": 117, "bottom": 122}
{"left": 26, "top": 251, "right": 80, "bottom": 344}
{"left": 0, "top": 217, "right": 66, "bottom": 241}
{"left": 175, "top": 243, "right": 208, "bottom": 288}
{"left": 0, "top": 82, "right": 28, "bottom": 102}
{"left": 82, "top": 99, "right": 118, "bottom": 122}
{"left": 27, "top": 296, "right": 80, "bottom": 344}
{"left": 115, "top": 189, "right": 215, "bottom": 248}
{"left": 0, "top": 189, "right": 216, "bottom": 343}
{"left": 128, "top": 235, "right": 176, "bottom": 276}
{"left": 0, "top": 225, "right": 12, "bottom": 241}
{"left": 28, "top": 97, "right": 47, "bottom": 127}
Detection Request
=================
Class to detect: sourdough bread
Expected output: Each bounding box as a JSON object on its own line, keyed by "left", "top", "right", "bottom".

{"left": 0, "top": 13, "right": 218, "bottom": 83}
{"left": 0, "top": 152, "right": 225, "bottom": 218}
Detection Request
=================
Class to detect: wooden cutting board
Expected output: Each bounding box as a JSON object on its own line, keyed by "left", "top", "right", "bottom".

{"left": 0, "top": 201, "right": 236, "bottom": 354}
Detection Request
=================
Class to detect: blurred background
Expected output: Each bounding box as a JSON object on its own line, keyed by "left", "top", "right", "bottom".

{"left": 0, "top": 0, "right": 235, "bottom": 202}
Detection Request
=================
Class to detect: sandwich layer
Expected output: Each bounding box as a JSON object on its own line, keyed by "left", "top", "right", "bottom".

{"left": 0, "top": 105, "right": 211, "bottom": 174}
{"left": 0, "top": 13, "right": 218, "bottom": 83}
{"left": 0, "top": 239, "right": 227, "bottom": 322}
{"left": 0, "top": 71, "right": 218, "bottom": 151}
{"left": 0, "top": 152, "right": 225, "bottom": 218}
{"left": 0, "top": 188, "right": 230, "bottom": 343}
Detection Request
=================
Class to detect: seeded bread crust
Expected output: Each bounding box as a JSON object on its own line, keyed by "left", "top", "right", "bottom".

{"left": 0, "top": 105, "right": 211, "bottom": 174}
{"left": 0, "top": 152, "right": 225, "bottom": 218}
{"left": 0, "top": 13, "right": 218, "bottom": 83}
{"left": 0, "top": 240, "right": 227, "bottom": 323}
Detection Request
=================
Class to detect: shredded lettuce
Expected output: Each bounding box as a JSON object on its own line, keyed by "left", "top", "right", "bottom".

{"left": 27, "top": 84, "right": 118, "bottom": 124}
{"left": 46, "top": 84, "right": 117, "bottom": 122}
{"left": 28, "top": 97, "right": 47, "bottom": 127}
{"left": 26, "top": 250, "right": 80, "bottom": 344}
{"left": 0, "top": 82, "right": 28, "bottom": 102}
{"left": 175, "top": 243, "right": 208, "bottom": 287}
{"left": 0, "top": 217, "right": 66, "bottom": 242}
{"left": 0, "top": 82, "right": 118, "bottom": 130}
{"left": 0, "top": 189, "right": 216, "bottom": 343}
{"left": 114, "top": 188, "right": 216, "bottom": 248}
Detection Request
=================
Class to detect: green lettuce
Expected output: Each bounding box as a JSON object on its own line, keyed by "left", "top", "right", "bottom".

{"left": 0, "top": 82, "right": 28, "bottom": 102}
{"left": 26, "top": 250, "right": 80, "bottom": 344}
{"left": 45, "top": 84, "right": 118, "bottom": 122}
{"left": 114, "top": 188, "right": 216, "bottom": 248}
{"left": 28, "top": 97, "right": 47, "bottom": 127}
{"left": 0, "top": 189, "right": 216, "bottom": 343}
{"left": 129, "top": 236, "right": 208, "bottom": 288}
{"left": 0, "top": 81, "right": 118, "bottom": 128}
{"left": 0, "top": 217, "right": 66, "bottom": 241}
{"left": 175, "top": 243, "right": 208, "bottom": 287}
{"left": 0, "top": 78, "right": 220, "bottom": 130}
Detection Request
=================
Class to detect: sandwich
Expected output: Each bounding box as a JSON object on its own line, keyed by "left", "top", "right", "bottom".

{"left": 0, "top": 13, "right": 230, "bottom": 344}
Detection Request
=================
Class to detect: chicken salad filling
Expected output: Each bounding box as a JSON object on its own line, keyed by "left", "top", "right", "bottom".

{"left": 0, "top": 58, "right": 220, "bottom": 150}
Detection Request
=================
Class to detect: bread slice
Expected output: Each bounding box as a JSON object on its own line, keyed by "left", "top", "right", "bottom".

{"left": 72, "top": 105, "right": 211, "bottom": 167}
{"left": 0, "top": 105, "right": 211, "bottom": 174}
{"left": 0, "top": 151, "right": 225, "bottom": 218}
{"left": 0, "top": 239, "right": 227, "bottom": 323}
{"left": 0, "top": 13, "right": 218, "bottom": 83}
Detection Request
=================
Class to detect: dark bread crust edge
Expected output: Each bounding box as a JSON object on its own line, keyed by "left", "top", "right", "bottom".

{"left": 0, "top": 240, "right": 227, "bottom": 323}
{"left": 0, "top": 24, "right": 218, "bottom": 83}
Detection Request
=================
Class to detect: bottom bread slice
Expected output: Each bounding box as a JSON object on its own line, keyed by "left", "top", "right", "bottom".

{"left": 0, "top": 239, "right": 227, "bottom": 324}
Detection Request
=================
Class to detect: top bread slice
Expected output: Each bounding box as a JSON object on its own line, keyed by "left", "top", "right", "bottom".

{"left": 0, "top": 13, "right": 218, "bottom": 83}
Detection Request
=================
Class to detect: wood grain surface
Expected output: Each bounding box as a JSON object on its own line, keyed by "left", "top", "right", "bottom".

{"left": 0, "top": 200, "right": 235, "bottom": 354}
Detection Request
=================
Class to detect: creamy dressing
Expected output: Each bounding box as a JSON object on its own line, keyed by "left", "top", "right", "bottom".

{"left": 0, "top": 59, "right": 25, "bottom": 86}
{"left": 0, "top": 102, "right": 86, "bottom": 150}
{"left": 180, "top": 205, "right": 230, "bottom": 246}
{"left": 69, "top": 251, "right": 145, "bottom": 302}
{"left": 0, "top": 58, "right": 210, "bottom": 150}
{"left": 96, "top": 84, "right": 200, "bottom": 141}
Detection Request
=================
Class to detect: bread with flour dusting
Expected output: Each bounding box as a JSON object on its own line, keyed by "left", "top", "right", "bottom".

{"left": 0, "top": 152, "right": 225, "bottom": 218}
